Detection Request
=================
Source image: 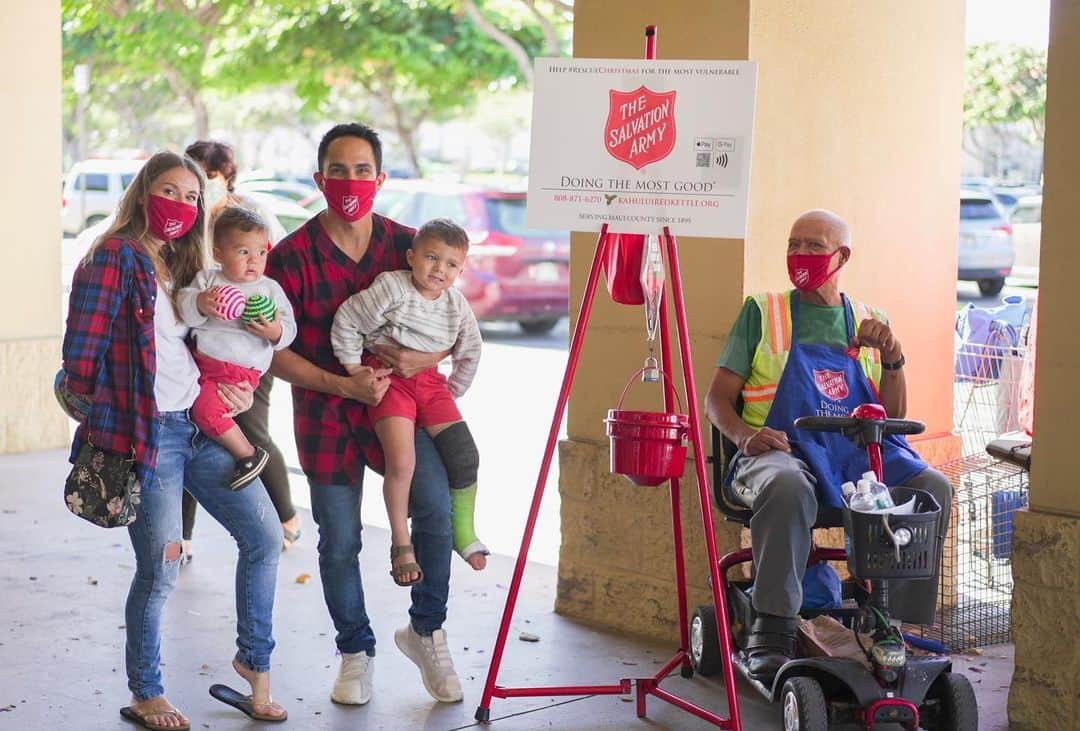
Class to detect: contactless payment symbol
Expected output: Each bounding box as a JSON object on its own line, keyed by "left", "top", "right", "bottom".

{"left": 605, "top": 85, "right": 677, "bottom": 170}
{"left": 813, "top": 369, "right": 850, "bottom": 401}
{"left": 343, "top": 195, "right": 359, "bottom": 217}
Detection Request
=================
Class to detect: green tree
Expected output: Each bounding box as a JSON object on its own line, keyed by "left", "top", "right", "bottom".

{"left": 458, "top": 0, "right": 572, "bottom": 84}
{"left": 62, "top": 0, "right": 262, "bottom": 140}
{"left": 963, "top": 43, "right": 1047, "bottom": 175}
{"left": 62, "top": 0, "right": 567, "bottom": 172}
{"left": 224, "top": 0, "right": 550, "bottom": 175}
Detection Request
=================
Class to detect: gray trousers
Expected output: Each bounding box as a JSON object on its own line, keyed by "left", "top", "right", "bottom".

{"left": 732, "top": 450, "right": 951, "bottom": 624}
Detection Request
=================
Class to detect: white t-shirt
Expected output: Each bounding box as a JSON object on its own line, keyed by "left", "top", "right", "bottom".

{"left": 153, "top": 281, "right": 200, "bottom": 411}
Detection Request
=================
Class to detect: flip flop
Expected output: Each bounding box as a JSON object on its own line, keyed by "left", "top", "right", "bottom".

{"left": 208, "top": 684, "right": 288, "bottom": 723}
{"left": 120, "top": 705, "right": 191, "bottom": 731}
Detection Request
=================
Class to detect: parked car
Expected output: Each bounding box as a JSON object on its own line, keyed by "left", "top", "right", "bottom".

{"left": 61, "top": 159, "right": 145, "bottom": 235}
{"left": 1009, "top": 194, "right": 1042, "bottom": 283}
{"left": 236, "top": 178, "right": 317, "bottom": 204}
{"left": 375, "top": 181, "right": 569, "bottom": 333}
{"left": 958, "top": 189, "right": 1015, "bottom": 296}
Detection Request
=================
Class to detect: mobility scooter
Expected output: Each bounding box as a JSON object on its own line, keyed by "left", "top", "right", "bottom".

{"left": 689, "top": 404, "right": 979, "bottom": 730}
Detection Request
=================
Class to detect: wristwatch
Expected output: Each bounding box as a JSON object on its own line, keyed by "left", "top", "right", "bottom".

{"left": 882, "top": 353, "right": 906, "bottom": 371}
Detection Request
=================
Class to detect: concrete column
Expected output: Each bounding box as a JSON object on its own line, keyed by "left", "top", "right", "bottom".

{"left": 0, "top": 2, "right": 67, "bottom": 453}
{"left": 1008, "top": 0, "right": 1080, "bottom": 726}
{"left": 558, "top": 0, "right": 963, "bottom": 641}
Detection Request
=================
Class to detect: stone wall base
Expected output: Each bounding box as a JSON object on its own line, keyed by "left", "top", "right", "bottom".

{"left": 1007, "top": 508, "right": 1080, "bottom": 729}
{"left": 0, "top": 337, "right": 68, "bottom": 454}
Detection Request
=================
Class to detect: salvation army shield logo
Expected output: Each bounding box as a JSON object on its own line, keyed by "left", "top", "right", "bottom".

{"left": 342, "top": 195, "right": 359, "bottom": 217}
{"left": 792, "top": 266, "right": 811, "bottom": 288}
{"left": 605, "top": 85, "right": 677, "bottom": 170}
{"left": 813, "top": 369, "right": 850, "bottom": 401}
{"left": 163, "top": 218, "right": 183, "bottom": 239}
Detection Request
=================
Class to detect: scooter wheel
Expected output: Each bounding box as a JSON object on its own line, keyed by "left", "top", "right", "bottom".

{"left": 689, "top": 605, "right": 722, "bottom": 677}
{"left": 781, "top": 677, "right": 828, "bottom": 731}
{"left": 921, "top": 672, "right": 978, "bottom": 731}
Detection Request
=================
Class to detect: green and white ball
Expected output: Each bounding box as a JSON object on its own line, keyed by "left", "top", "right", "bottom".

{"left": 241, "top": 294, "right": 276, "bottom": 324}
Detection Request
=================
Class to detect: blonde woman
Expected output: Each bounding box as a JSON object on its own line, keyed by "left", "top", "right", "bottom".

{"left": 59, "top": 151, "right": 286, "bottom": 729}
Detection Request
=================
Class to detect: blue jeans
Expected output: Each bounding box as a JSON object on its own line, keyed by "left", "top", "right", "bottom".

{"left": 125, "top": 411, "right": 281, "bottom": 700}
{"left": 309, "top": 430, "right": 452, "bottom": 655}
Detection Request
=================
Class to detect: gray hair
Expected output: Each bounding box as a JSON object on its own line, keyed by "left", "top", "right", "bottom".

{"left": 795, "top": 209, "right": 852, "bottom": 248}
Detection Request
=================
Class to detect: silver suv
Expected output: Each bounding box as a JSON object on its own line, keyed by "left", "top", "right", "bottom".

{"left": 958, "top": 190, "right": 1014, "bottom": 296}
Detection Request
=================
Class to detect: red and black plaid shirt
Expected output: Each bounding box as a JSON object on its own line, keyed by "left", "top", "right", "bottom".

{"left": 62, "top": 237, "right": 160, "bottom": 488}
{"left": 267, "top": 214, "right": 414, "bottom": 485}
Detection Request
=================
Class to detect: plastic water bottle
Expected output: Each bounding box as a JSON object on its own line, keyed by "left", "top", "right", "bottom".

{"left": 860, "top": 471, "right": 895, "bottom": 510}
{"left": 841, "top": 481, "right": 857, "bottom": 504}
{"left": 848, "top": 481, "right": 877, "bottom": 512}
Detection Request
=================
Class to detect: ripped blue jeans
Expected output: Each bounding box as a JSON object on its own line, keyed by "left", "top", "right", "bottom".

{"left": 125, "top": 410, "right": 280, "bottom": 700}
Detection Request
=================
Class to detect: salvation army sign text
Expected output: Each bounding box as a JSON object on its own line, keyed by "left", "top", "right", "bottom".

{"left": 605, "top": 86, "right": 676, "bottom": 170}
{"left": 527, "top": 58, "right": 757, "bottom": 238}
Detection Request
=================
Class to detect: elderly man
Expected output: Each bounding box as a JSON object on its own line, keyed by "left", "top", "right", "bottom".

{"left": 705, "top": 209, "right": 951, "bottom": 681}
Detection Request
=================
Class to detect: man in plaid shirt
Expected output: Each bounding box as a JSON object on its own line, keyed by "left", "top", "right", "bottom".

{"left": 268, "top": 123, "right": 462, "bottom": 706}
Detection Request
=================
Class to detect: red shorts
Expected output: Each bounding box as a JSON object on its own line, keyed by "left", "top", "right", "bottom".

{"left": 190, "top": 350, "right": 262, "bottom": 438}
{"left": 364, "top": 353, "right": 462, "bottom": 428}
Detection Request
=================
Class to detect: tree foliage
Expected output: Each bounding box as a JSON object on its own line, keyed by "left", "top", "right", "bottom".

{"left": 963, "top": 43, "right": 1046, "bottom": 177}
{"left": 63, "top": 0, "right": 260, "bottom": 140}
{"left": 964, "top": 43, "right": 1046, "bottom": 142}
{"left": 62, "top": 0, "right": 570, "bottom": 172}
{"left": 223, "top": 0, "right": 549, "bottom": 173}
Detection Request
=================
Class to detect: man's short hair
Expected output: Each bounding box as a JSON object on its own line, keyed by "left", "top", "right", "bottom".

{"left": 317, "top": 123, "right": 383, "bottom": 174}
{"left": 415, "top": 218, "right": 469, "bottom": 252}
{"left": 212, "top": 205, "right": 268, "bottom": 247}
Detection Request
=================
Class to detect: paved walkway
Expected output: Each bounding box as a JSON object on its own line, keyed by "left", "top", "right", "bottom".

{"left": 1, "top": 449, "right": 1011, "bottom": 729}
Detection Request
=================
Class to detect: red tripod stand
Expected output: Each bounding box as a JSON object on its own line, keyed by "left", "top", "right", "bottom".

{"left": 475, "top": 30, "right": 742, "bottom": 723}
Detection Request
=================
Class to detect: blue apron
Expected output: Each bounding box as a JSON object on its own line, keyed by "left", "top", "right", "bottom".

{"left": 735, "top": 292, "right": 927, "bottom": 508}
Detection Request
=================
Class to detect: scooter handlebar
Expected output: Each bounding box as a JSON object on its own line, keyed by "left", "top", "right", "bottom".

{"left": 794, "top": 415, "right": 926, "bottom": 436}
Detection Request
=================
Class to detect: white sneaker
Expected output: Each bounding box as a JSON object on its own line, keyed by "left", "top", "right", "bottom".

{"left": 331, "top": 652, "right": 374, "bottom": 705}
{"left": 394, "top": 624, "right": 464, "bottom": 703}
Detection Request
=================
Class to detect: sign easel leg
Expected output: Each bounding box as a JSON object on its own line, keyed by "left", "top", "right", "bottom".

{"left": 475, "top": 225, "right": 613, "bottom": 722}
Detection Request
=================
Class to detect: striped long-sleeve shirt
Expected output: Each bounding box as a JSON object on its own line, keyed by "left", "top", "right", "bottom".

{"left": 331, "top": 269, "right": 482, "bottom": 397}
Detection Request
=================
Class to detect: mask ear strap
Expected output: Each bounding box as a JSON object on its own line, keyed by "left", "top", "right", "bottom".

{"left": 825, "top": 248, "right": 846, "bottom": 280}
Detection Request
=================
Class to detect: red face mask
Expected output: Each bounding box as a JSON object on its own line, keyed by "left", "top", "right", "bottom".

{"left": 787, "top": 250, "right": 844, "bottom": 292}
{"left": 323, "top": 178, "right": 377, "bottom": 222}
{"left": 146, "top": 194, "right": 198, "bottom": 241}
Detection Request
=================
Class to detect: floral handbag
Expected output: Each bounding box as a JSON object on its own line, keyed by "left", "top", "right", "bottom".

{"left": 64, "top": 443, "right": 139, "bottom": 527}
{"left": 62, "top": 304, "right": 140, "bottom": 528}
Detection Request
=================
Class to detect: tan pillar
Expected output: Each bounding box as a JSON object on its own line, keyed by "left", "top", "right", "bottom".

{"left": 1008, "top": 0, "right": 1080, "bottom": 726}
{"left": 0, "top": 1, "right": 67, "bottom": 453}
{"left": 558, "top": 0, "right": 964, "bottom": 641}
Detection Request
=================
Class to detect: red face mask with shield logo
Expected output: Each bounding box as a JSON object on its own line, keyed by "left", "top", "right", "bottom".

{"left": 146, "top": 194, "right": 198, "bottom": 241}
{"left": 323, "top": 178, "right": 377, "bottom": 222}
{"left": 787, "top": 249, "right": 844, "bottom": 293}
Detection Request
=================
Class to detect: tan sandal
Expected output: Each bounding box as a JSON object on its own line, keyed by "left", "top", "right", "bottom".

{"left": 390, "top": 544, "right": 424, "bottom": 587}
{"left": 120, "top": 705, "right": 191, "bottom": 731}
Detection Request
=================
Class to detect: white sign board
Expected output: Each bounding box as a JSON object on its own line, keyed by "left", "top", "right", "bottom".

{"left": 527, "top": 58, "right": 757, "bottom": 238}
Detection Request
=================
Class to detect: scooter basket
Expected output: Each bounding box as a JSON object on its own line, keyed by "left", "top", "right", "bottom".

{"left": 843, "top": 487, "right": 941, "bottom": 580}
